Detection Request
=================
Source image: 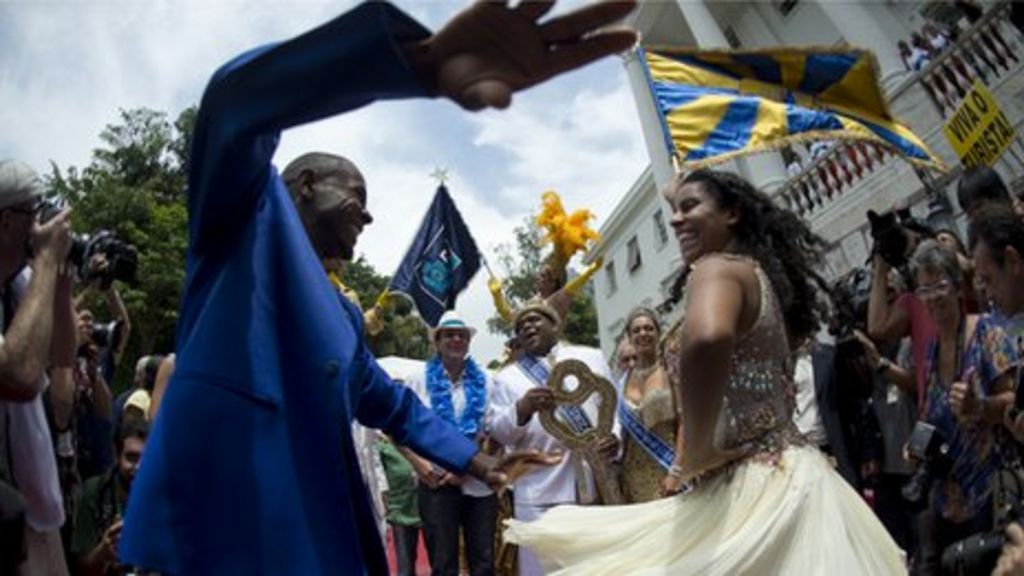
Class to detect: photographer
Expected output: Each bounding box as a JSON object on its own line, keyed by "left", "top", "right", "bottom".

{"left": 0, "top": 160, "right": 74, "bottom": 575}
{"left": 855, "top": 329, "right": 919, "bottom": 551}
{"left": 867, "top": 209, "right": 937, "bottom": 413}
{"left": 71, "top": 419, "right": 147, "bottom": 576}
{"left": 61, "top": 311, "right": 114, "bottom": 482}
{"left": 74, "top": 252, "right": 131, "bottom": 384}
{"left": 908, "top": 240, "right": 1017, "bottom": 575}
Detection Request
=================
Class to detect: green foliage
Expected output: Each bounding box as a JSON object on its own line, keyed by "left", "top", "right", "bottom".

{"left": 486, "top": 219, "right": 599, "bottom": 347}
{"left": 48, "top": 107, "right": 194, "bottom": 394}
{"left": 562, "top": 285, "right": 599, "bottom": 348}
{"left": 340, "top": 256, "right": 433, "bottom": 360}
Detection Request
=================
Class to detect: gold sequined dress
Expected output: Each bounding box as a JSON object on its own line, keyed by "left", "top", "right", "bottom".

{"left": 505, "top": 255, "right": 905, "bottom": 575}
{"left": 620, "top": 369, "right": 676, "bottom": 503}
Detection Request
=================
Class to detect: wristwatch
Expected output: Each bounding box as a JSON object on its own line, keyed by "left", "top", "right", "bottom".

{"left": 875, "top": 358, "right": 892, "bottom": 375}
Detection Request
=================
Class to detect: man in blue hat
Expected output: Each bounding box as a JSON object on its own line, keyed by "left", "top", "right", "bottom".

{"left": 119, "top": 2, "right": 635, "bottom": 575}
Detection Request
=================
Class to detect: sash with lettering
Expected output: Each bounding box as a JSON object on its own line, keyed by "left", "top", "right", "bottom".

{"left": 517, "top": 355, "right": 592, "bottom": 434}
{"left": 616, "top": 372, "right": 675, "bottom": 472}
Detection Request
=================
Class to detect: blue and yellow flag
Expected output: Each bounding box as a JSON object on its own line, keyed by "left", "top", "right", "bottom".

{"left": 640, "top": 46, "right": 944, "bottom": 170}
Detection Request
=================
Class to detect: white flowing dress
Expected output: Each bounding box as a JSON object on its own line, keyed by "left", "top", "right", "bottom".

{"left": 505, "top": 256, "right": 905, "bottom": 575}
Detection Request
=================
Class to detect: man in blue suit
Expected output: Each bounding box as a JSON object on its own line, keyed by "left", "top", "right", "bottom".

{"left": 119, "top": 2, "right": 635, "bottom": 574}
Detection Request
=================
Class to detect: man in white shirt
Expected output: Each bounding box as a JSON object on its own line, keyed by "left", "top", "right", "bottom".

{"left": 489, "top": 300, "right": 617, "bottom": 576}
{"left": 0, "top": 160, "right": 74, "bottom": 576}
{"left": 402, "top": 311, "right": 498, "bottom": 576}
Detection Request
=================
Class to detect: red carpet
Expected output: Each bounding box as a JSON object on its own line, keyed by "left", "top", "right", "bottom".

{"left": 385, "top": 526, "right": 431, "bottom": 575}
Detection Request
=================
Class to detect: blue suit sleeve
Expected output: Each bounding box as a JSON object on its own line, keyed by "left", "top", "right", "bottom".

{"left": 354, "top": 348, "right": 479, "bottom": 474}
{"left": 187, "top": 2, "right": 432, "bottom": 253}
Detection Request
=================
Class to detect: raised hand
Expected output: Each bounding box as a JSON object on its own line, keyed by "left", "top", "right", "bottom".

{"left": 31, "top": 207, "right": 72, "bottom": 264}
{"left": 949, "top": 368, "right": 979, "bottom": 422}
{"left": 516, "top": 387, "right": 555, "bottom": 424}
{"left": 413, "top": 1, "right": 637, "bottom": 111}
{"left": 592, "top": 434, "right": 619, "bottom": 461}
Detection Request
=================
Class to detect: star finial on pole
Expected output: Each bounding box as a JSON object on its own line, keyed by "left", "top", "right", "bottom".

{"left": 430, "top": 166, "right": 449, "bottom": 187}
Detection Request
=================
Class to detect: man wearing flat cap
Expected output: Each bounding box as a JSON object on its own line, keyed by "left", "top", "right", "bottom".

{"left": 0, "top": 159, "right": 74, "bottom": 576}
{"left": 489, "top": 299, "right": 617, "bottom": 576}
{"left": 402, "top": 311, "right": 497, "bottom": 576}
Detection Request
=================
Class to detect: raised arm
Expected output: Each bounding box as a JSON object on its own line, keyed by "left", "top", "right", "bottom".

{"left": 354, "top": 347, "right": 478, "bottom": 474}
{"left": 867, "top": 255, "right": 909, "bottom": 344}
{"left": 0, "top": 210, "right": 71, "bottom": 401}
{"left": 187, "top": 1, "right": 635, "bottom": 251}
{"left": 187, "top": 4, "right": 434, "bottom": 251}
{"left": 105, "top": 284, "right": 130, "bottom": 366}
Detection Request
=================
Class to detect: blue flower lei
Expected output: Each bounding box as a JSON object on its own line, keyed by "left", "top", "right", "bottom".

{"left": 426, "top": 356, "right": 487, "bottom": 438}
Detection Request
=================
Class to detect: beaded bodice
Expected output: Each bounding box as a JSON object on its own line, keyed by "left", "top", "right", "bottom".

{"left": 664, "top": 254, "right": 801, "bottom": 458}
{"left": 621, "top": 372, "right": 676, "bottom": 503}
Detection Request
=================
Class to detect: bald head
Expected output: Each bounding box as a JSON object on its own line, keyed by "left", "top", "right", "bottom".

{"left": 282, "top": 152, "right": 371, "bottom": 261}
{"left": 282, "top": 153, "right": 359, "bottom": 197}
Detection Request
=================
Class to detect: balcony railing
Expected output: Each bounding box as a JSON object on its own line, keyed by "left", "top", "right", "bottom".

{"left": 778, "top": 141, "right": 895, "bottom": 218}
{"left": 897, "top": 1, "right": 1022, "bottom": 118}
{"left": 776, "top": 1, "right": 1024, "bottom": 221}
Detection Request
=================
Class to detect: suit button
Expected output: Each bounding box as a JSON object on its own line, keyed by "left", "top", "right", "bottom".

{"left": 325, "top": 360, "right": 340, "bottom": 378}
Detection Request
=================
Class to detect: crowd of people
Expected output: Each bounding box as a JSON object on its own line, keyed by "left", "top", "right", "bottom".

{"left": 3, "top": 0, "right": 1024, "bottom": 575}
{"left": 0, "top": 159, "right": 181, "bottom": 575}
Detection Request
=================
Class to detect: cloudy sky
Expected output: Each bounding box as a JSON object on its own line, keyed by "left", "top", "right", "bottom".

{"left": 0, "top": 0, "right": 649, "bottom": 363}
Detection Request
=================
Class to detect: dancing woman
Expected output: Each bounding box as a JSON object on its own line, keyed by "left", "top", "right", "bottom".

{"left": 505, "top": 169, "right": 904, "bottom": 574}
{"left": 617, "top": 308, "right": 676, "bottom": 503}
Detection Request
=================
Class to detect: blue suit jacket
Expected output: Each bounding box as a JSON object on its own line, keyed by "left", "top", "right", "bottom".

{"left": 120, "top": 5, "right": 478, "bottom": 574}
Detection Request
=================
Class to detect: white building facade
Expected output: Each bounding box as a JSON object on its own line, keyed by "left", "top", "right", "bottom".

{"left": 590, "top": 0, "right": 1024, "bottom": 358}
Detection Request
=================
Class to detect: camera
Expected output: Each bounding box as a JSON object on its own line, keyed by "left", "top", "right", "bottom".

{"left": 38, "top": 198, "right": 138, "bottom": 287}
{"left": 941, "top": 469, "right": 1024, "bottom": 575}
{"left": 86, "top": 320, "right": 123, "bottom": 351}
{"left": 867, "top": 208, "right": 932, "bottom": 271}
{"left": 941, "top": 528, "right": 1006, "bottom": 575}
{"left": 902, "top": 421, "right": 952, "bottom": 512}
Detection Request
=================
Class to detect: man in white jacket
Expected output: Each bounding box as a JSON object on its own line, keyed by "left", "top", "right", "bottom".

{"left": 490, "top": 299, "right": 617, "bottom": 576}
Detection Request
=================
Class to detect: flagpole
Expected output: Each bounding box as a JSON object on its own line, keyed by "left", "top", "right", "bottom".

{"left": 481, "top": 254, "right": 497, "bottom": 280}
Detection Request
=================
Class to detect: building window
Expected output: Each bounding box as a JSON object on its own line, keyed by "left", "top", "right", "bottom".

{"left": 604, "top": 260, "right": 617, "bottom": 296}
{"left": 627, "top": 236, "right": 642, "bottom": 273}
{"left": 774, "top": 0, "right": 799, "bottom": 17}
{"left": 652, "top": 210, "right": 669, "bottom": 248}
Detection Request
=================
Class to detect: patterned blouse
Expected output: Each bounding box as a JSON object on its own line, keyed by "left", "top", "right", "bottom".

{"left": 925, "top": 314, "right": 1018, "bottom": 522}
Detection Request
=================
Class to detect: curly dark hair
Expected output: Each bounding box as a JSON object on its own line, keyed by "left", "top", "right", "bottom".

{"left": 677, "top": 169, "right": 831, "bottom": 348}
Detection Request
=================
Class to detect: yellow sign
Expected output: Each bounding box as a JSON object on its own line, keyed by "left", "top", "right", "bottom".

{"left": 943, "top": 82, "right": 1016, "bottom": 168}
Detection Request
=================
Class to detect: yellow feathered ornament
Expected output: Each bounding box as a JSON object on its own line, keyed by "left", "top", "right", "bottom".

{"left": 535, "top": 191, "right": 600, "bottom": 263}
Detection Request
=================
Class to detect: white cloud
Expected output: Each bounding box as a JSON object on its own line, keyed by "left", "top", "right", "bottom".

{"left": 2, "top": 0, "right": 649, "bottom": 364}
{"left": 469, "top": 64, "right": 647, "bottom": 223}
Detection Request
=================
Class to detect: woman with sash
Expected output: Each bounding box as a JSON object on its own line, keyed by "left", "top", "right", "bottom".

{"left": 617, "top": 307, "right": 677, "bottom": 503}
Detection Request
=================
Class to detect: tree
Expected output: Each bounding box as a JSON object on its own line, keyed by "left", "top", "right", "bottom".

{"left": 486, "top": 218, "right": 599, "bottom": 347}
{"left": 49, "top": 107, "right": 194, "bottom": 393}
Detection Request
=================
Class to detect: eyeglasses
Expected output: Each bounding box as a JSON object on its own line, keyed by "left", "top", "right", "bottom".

{"left": 915, "top": 279, "right": 954, "bottom": 299}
